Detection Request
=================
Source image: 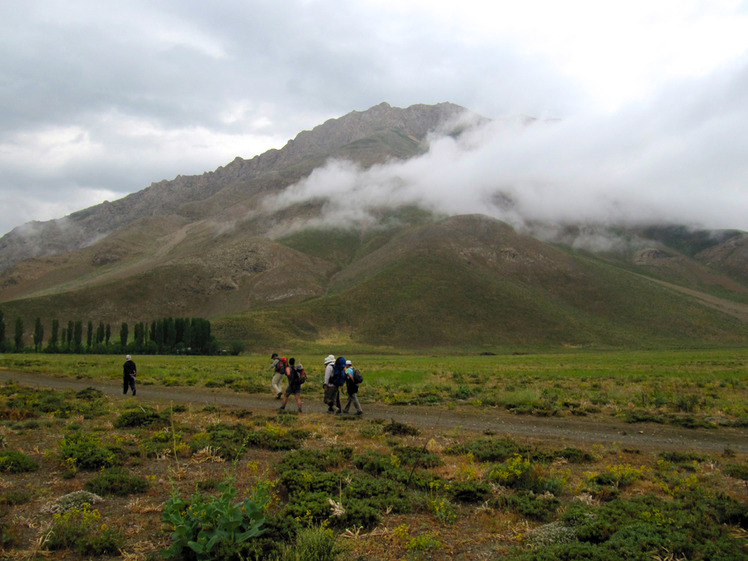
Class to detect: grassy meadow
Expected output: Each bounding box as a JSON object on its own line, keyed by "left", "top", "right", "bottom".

{"left": 0, "top": 349, "right": 746, "bottom": 560}
{"left": 2, "top": 348, "right": 747, "bottom": 426}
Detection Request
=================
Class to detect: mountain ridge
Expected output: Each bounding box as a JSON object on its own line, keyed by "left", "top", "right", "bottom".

{"left": 0, "top": 102, "right": 746, "bottom": 350}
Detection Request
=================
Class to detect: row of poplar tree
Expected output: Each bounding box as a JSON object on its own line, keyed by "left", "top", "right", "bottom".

{"left": 0, "top": 311, "right": 216, "bottom": 355}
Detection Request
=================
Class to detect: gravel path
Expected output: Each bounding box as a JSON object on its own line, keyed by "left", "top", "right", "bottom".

{"left": 2, "top": 369, "right": 746, "bottom": 454}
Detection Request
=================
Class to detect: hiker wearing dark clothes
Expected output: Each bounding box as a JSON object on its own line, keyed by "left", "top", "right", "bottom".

{"left": 123, "top": 355, "right": 136, "bottom": 396}
{"left": 279, "top": 357, "right": 303, "bottom": 413}
{"left": 269, "top": 353, "right": 285, "bottom": 399}
{"left": 343, "top": 359, "right": 363, "bottom": 415}
{"left": 322, "top": 354, "right": 341, "bottom": 414}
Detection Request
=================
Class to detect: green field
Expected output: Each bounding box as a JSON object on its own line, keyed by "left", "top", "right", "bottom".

{"left": 2, "top": 348, "right": 747, "bottom": 426}
{"left": 0, "top": 349, "right": 746, "bottom": 560}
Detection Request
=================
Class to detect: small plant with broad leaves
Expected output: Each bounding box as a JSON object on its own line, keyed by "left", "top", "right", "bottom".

{"left": 162, "top": 476, "right": 270, "bottom": 560}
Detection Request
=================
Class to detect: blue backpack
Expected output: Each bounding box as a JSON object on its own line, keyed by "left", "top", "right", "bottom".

{"left": 332, "top": 356, "right": 347, "bottom": 387}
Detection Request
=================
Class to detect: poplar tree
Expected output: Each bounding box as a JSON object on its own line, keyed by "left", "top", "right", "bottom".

{"left": 14, "top": 317, "right": 23, "bottom": 351}
{"left": 33, "top": 317, "right": 44, "bottom": 351}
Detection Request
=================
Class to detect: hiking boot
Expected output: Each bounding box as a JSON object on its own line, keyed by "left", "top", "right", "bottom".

{"left": 335, "top": 409, "right": 342, "bottom": 414}
{"left": 276, "top": 392, "right": 282, "bottom": 399}
{"left": 342, "top": 409, "right": 349, "bottom": 414}
{"left": 279, "top": 405, "right": 285, "bottom": 411}
{"left": 355, "top": 411, "right": 363, "bottom": 415}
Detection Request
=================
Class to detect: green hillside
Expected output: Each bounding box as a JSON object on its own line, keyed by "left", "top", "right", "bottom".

{"left": 211, "top": 215, "right": 748, "bottom": 351}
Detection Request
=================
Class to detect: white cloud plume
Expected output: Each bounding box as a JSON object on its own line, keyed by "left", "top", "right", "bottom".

{"left": 267, "top": 59, "right": 748, "bottom": 233}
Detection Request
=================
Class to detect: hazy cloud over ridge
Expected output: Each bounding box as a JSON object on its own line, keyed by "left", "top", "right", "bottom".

{"left": 269, "top": 58, "right": 748, "bottom": 231}
{"left": 1, "top": 0, "right": 747, "bottom": 236}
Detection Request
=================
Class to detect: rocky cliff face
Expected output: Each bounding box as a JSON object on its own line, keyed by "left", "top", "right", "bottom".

{"left": 0, "top": 102, "right": 467, "bottom": 273}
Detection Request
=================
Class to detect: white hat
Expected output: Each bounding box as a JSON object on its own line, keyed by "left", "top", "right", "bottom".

{"left": 126, "top": 355, "right": 131, "bottom": 360}
{"left": 324, "top": 354, "right": 335, "bottom": 364}
{"left": 346, "top": 360, "right": 352, "bottom": 366}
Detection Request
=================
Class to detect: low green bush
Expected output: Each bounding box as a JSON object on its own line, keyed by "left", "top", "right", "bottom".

{"left": 84, "top": 467, "right": 150, "bottom": 496}
{"left": 723, "top": 462, "right": 748, "bottom": 481}
{"left": 383, "top": 420, "right": 419, "bottom": 436}
{"left": 58, "top": 432, "right": 115, "bottom": 470}
{"left": 448, "top": 479, "right": 492, "bottom": 504}
{"left": 446, "top": 437, "right": 526, "bottom": 462}
{"left": 491, "top": 490, "right": 560, "bottom": 522}
{"left": 0, "top": 449, "right": 39, "bottom": 473}
{"left": 0, "top": 489, "right": 33, "bottom": 505}
{"left": 271, "top": 525, "right": 344, "bottom": 561}
{"left": 113, "top": 408, "right": 169, "bottom": 428}
{"left": 45, "top": 505, "right": 124, "bottom": 556}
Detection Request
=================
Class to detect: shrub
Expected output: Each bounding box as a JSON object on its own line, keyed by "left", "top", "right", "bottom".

{"left": 491, "top": 490, "right": 560, "bottom": 522}
{"left": 162, "top": 478, "right": 270, "bottom": 561}
{"left": 446, "top": 437, "right": 526, "bottom": 462}
{"left": 0, "top": 449, "right": 39, "bottom": 473}
{"left": 556, "top": 447, "right": 595, "bottom": 463}
{"left": 44, "top": 505, "right": 124, "bottom": 556}
{"left": 58, "top": 432, "right": 115, "bottom": 470}
{"left": 75, "top": 387, "right": 105, "bottom": 400}
{"left": 658, "top": 451, "right": 707, "bottom": 463}
{"left": 84, "top": 467, "right": 150, "bottom": 496}
{"left": 276, "top": 525, "right": 344, "bottom": 561}
{"left": 383, "top": 420, "right": 419, "bottom": 436}
{"left": 723, "top": 462, "right": 748, "bottom": 481}
{"left": 113, "top": 408, "right": 169, "bottom": 428}
{"left": 393, "top": 445, "right": 441, "bottom": 468}
{"left": 448, "top": 479, "right": 492, "bottom": 504}
{"left": 0, "top": 489, "right": 33, "bottom": 505}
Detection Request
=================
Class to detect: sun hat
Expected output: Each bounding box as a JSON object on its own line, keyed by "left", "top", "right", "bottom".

{"left": 324, "top": 354, "right": 335, "bottom": 364}
{"left": 346, "top": 360, "right": 352, "bottom": 366}
{"left": 126, "top": 355, "right": 131, "bottom": 360}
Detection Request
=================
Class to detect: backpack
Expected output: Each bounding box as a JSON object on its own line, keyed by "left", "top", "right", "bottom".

{"left": 332, "top": 357, "right": 347, "bottom": 387}
{"left": 352, "top": 368, "right": 363, "bottom": 385}
{"left": 276, "top": 358, "right": 287, "bottom": 374}
{"left": 295, "top": 364, "right": 307, "bottom": 385}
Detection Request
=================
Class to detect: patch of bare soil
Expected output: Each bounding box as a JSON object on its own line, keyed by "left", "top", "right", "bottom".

{"left": 1, "top": 369, "right": 745, "bottom": 454}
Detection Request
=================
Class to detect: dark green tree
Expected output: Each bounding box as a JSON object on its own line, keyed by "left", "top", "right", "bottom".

{"left": 165, "top": 317, "right": 176, "bottom": 350}
{"left": 87, "top": 321, "right": 93, "bottom": 349}
{"left": 14, "top": 317, "right": 24, "bottom": 351}
{"left": 0, "top": 309, "right": 5, "bottom": 351}
{"left": 67, "top": 320, "right": 74, "bottom": 349}
{"left": 96, "top": 321, "right": 105, "bottom": 345}
{"left": 33, "top": 317, "right": 44, "bottom": 352}
{"left": 105, "top": 323, "right": 111, "bottom": 346}
{"left": 120, "top": 322, "right": 129, "bottom": 348}
{"left": 133, "top": 322, "right": 144, "bottom": 350}
{"left": 73, "top": 320, "right": 83, "bottom": 352}
{"left": 49, "top": 318, "right": 59, "bottom": 352}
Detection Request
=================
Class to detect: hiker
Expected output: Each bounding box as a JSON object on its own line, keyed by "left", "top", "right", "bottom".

{"left": 123, "top": 354, "right": 137, "bottom": 396}
{"left": 343, "top": 359, "right": 363, "bottom": 415}
{"left": 279, "top": 357, "right": 303, "bottom": 413}
{"left": 322, "top": 354, "right": 341, "bottom": 414}
{"left": 269, "top": 353, "right": 286, "bottom": 399}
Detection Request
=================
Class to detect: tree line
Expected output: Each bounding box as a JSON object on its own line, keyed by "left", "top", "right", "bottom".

{"left": 0, "top": 311, "right": 217, "bottom": 355}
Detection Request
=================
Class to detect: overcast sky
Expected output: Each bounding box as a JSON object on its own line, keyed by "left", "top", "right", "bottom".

{"left": 1, "top": 0, "right": 747, "bottom": 237}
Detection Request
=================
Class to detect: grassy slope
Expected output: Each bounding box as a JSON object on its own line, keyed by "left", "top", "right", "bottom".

{"left": 215, "top": 217, "right": 748, "bottom": 351}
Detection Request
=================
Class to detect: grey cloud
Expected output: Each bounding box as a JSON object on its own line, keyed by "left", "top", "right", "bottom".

{"left": 0, "top": 0, "right": 744, "bottom": 237}
{"left": 267, "top": 58, "right": 748, "bottom": 233}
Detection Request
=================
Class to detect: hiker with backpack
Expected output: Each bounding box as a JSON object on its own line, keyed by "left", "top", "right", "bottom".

{"left": 342, "top": 359, "right": 363, "bottom": 415}
{"left": 323, "top": 354, "right": 342, "bottom": 414}
{"left": 269, "top": 353, "right": 287, "bottom": 399}
{"left": 123, "top": 354, "right": 137, "bottom": 396}
{"left": 279, "top": 357, "right": 304, "bottom": 413}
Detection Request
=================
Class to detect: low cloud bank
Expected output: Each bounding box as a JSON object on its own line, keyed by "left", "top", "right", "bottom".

{"left": 266, "top": 61, "right": 748, "bottom": 236}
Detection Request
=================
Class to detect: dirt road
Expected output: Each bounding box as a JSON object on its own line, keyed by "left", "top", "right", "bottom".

{"left": 1, "top": 369, "right": 746, "bottom": 454}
